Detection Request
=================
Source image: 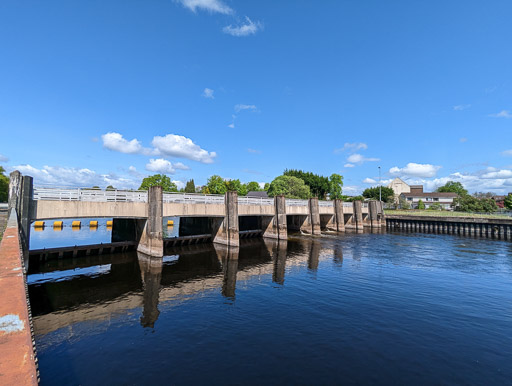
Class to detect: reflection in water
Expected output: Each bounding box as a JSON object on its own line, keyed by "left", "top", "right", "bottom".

{"left": 138, "top": 253, "right": 163, "bottom": 328}
{"left": 28, "top": 233, "right": 512, "bottom": 385}
{"left": 308, "top": 241, "right": 321, "bottom": 271}
{"left": 272, "top": 240, "right": 287, "bottom": 285}
{"left": 215, "top": 245, "right": 239, "bottom": 299}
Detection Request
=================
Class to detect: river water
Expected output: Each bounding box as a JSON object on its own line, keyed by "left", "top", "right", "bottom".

{"left": 27, "top": 230, "right": 512, "bottom": 385}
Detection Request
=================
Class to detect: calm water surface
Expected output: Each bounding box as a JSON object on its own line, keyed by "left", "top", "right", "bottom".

{"left": 28, "top": 232, "right": 512, "bottom": 385}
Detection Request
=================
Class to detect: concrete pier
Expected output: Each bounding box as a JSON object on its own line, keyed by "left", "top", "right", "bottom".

{"left": 334, "top": 199, "right": 345, "bottom": 232}
{"left": 309, "top": 197, "right": 321, "bottom": 235}
{"left": 212, "top": 191, "right": 239, "bottom": 247}
{"left": 353, "top": 200, "right": 364, "bottom": 231}
{"left": 137, "top": 186, "right": 164, "bottom": 257}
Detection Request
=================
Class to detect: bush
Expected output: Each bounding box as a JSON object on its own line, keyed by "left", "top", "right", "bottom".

{"left": 417, "top": 199, "right": 425, "bottom": 210}
{"left": 428, "top": 202, "right": 443, "bottom": 211}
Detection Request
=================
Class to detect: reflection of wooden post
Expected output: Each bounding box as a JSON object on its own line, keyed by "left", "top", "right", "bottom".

{"left": 138, "top": 252, "right": 163, "bottom": 328}
{"left": 214, "top": 244, "right": 239, "bottom": 299}
{"left": 308, "top": 241, "right": 321, "bottom": 271}
{"left": 272, "top": 241, "right": 287, "bottom": 285}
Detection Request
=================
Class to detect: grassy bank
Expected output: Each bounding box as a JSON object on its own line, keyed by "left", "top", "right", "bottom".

{"left": 384, "top": 210, "right": 511, "bottom": 220}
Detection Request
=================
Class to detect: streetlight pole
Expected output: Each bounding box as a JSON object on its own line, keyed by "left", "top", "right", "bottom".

{"left": 379, "top": 166, "right": 382, "bottom": 202}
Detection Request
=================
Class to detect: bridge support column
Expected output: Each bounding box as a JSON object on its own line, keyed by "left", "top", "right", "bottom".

{"left": 308, "top": 197, "right": 321, "bottom": 235}
{"left": 262, "top": 195, "right": 287, "bottom": 240}
{"left": 369, "top": 200, "right": 379, "bottom": 229}
{"left": 212, "top": 191, "right": 239, "bottom": 247}
{"left": 137, "top": 186, "right": 164, "bottom": 257}
{"left": 353, "top": 200, "right": 364, "bottom": 231}
{"left": 334, "top": 199, "right": 345, "bottom": 232}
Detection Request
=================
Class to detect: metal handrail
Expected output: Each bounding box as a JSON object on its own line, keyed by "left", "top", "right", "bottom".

{"left": 286, "top": 198, "right": 309, "bottom": 206}
{"left": 318, "top": 201, "right": 333, "bottom": 207}
{"left": 162, "top": 192, "right": 225, "bottom": 204}
{"left": 33, "top": 187, "right": 148, "bottom": 202}
{"left": 238, "top": 197, "right": 274, "bottom": 206}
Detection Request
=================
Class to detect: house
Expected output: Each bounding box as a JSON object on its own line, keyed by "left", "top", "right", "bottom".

{"left": 400, "top": 185, "right": 457, "bottom": 210}
{"left": 247, "top": 191, "right": 269, "bottom": 198}
{"left": 388, "top": 177, "right": 410, "bottom": 203}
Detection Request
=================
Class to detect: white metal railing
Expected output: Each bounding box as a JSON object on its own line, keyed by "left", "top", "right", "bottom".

{"left": 318, "top": 200, "right": 333, "bottom": 207}
{"left": 163, "top": 192, "right": 225, "bottom": 204}
{"left": 238, "top": 197, "right": 274, "bottom": 206}
{"left": 286, "top": 198, "right": 309, "bottom": 206}
{"left": 33, "top": 187, "right": 148, "bottom": 202}
{"left": 343, "top": 202, "right": 353, "bottom": 208}
{"left": 362, "top": 203, "right": 369, "bottom": 208}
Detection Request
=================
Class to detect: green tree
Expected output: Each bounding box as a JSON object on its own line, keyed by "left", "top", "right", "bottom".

{"left": 263, "top": 183, "right": 270, "bottom": 191}
{"left": 225, "top": 179, "right": 248, "bottom": 196}
{"left": 267, "top": 175, "right": 311, "bottom": 199}
{"left": 246, "top": 181, "right": 262, "bottom": 192}
{"left": 328, "top": 173, "right": 344, "bottom": 200}
{"left": 399, "top": 196, "right": 411, "bottom": 209}
{"left": 206, "top": 175, "right": 227, "bottom": 195}
{"left": 417, "top": 199, "right": 425, "bottom": 210}
{"left": 139, "top": 174, "right": 178, "bottom": 192}
{"left": 184, "top": 179, "right": 196, "bottom": 193}
{"left": 428, "top": 202, "right": 443, "bottom": 211}
{"left": 437, "top": 181, "right": 467, "bottom": 196}
{"left": 91, "top": 186, "right": 101, "bottom": 190}
{"left": 0, "top": 166, "right": 9, "bottom": 203}
{"left": 106, "top": 185, "right": 116, "bottom": 191}
{"left": 343, "top": 195, "right": 364, "bottom": 202}
{"left": 504, "top": 194, "right": 512, "bottom": 210}
{"left": 283, "top": 169, "right": 330, "bottom": 198}
{"left": 362, "top": 186, "right": 395, "bottom": 203}
{"left": 454, "top": 195, "right": 498, "bottom": 212}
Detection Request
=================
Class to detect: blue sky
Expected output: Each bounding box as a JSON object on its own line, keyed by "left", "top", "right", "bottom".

{"left": 1, "top": 0, "right": 512, "bottom": 194}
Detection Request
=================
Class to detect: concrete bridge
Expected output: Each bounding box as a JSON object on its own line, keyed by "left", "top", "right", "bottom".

{"left": 9, "top": 171, "right": 385, "bottom": 258}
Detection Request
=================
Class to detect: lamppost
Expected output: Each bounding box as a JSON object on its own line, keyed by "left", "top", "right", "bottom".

{"left": 378, "top": 166, "right": 382, "bottom": 202}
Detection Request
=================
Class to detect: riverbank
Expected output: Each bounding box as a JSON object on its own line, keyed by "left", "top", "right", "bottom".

{"left": 384, "top": 209, "right": 510, "bottom": 220}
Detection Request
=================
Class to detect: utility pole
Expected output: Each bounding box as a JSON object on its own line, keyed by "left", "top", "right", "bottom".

{"left": 378, "top": 166, "right": 382, "bottom": 202}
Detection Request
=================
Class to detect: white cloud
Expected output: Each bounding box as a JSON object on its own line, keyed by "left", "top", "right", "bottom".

{"left": 489, "top": 110, "right": 512, "bottom": 118}
{"left": 247, "top": 148, "right": 261, "bottom": 154}
{"left": 10, "top": 164, "right": 138, "bottom": 189}
{"left": 501, "top": 150, "right": 512, "bottom": 157}
{"left": 481, "top": 169, "right": 512, "bottom": 179}
{"left": 453, "top": 104, "right": 471, "bottom": 111}
{"left": 344, "top": 163, "right": 355, "bottom": 168}
{"left": 173, "top": 180, "right": 186, "bottom": 190}
{"left": 152, "top": 134, "right": 216, "bottom": 164}
{"left": 0, "top": 154, "right": 8, "bottom": 162}
{"left": 228, "top": 123, "right": 235, "bottom": 129}
{"left": 178, "top": 0, "right": 233, "bottom": 14}
{"left": 102, "top": 132, "right": 147, "bottom": 154}
{"left": 202, "top": 88, "right": 214, "bottom": 99}
{"left": 146, "top": 159, "right": 179, "bottom": 174}
{"left": 174, "top": 162, "right": 190, "bottom": 170}
{"left": 347, "top": 153, "right": 380, "bottom": 164}
{"left": 363, "top": 178, "right": 376, "bottom": 184}
{"left": 460, "top": 137, "right": 468, "bottom": 143}
{"left": 235, "top": 104, "right": 257, "bottom": 112}
{"left": 223, "top": 17, "right": 262, "bottom": 37}
{"left": 389, "top": 163, "right": 441, "bottom": 178}
{"left": 335, "top": 142, "right": 368, "bottom": 153}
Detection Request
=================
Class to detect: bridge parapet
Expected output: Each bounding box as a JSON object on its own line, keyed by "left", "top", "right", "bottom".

{"left": 34, "top": 187, "right": 148, "bottom": 202}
